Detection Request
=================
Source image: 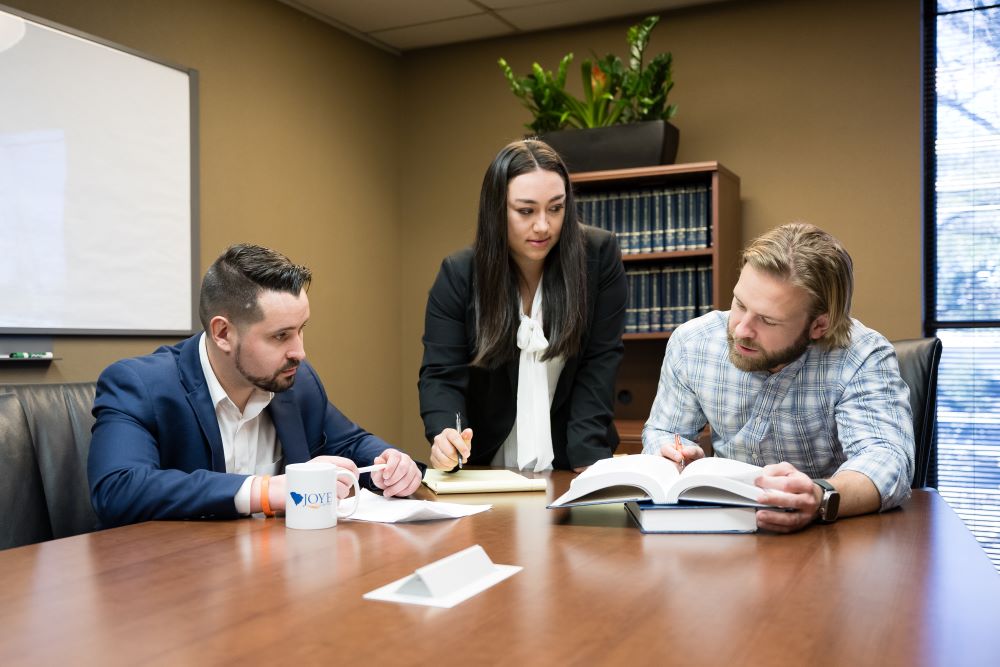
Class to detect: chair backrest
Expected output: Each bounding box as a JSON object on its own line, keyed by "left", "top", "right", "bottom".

{"left": 891, "top": 338, "right": 943, "bottom": 488}
{"left": 0, "top": 383, "right": 100, "bottom": 543}
{"left": 0, "top": 394, "right": 53, "bottom": 549}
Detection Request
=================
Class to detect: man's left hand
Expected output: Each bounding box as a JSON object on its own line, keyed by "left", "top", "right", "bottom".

{"left": 370, "top": 448, "right": 422, "bottom": 498}
{"left": 754, "top": 462, "right": 821, "bottom": 533}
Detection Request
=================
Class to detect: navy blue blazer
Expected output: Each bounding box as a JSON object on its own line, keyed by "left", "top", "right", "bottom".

{"left": 89, "top": 334, "right": 391, "bottom": 527}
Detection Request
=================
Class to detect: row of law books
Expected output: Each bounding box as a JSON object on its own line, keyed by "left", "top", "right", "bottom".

{"left": 625, "top": 263, "right": 713, "bottom": 335}
{"left": 577, "top": 185, "right": 712, "bottom": 254}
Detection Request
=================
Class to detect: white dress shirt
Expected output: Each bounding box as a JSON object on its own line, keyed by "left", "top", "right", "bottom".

{"left": 198, "top": 334, "right": 283, "bottom": 514}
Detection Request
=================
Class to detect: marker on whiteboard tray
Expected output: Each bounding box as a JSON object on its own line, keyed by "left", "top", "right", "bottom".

{"left": 28, "top": 352, "right": 54, "bottom": 359}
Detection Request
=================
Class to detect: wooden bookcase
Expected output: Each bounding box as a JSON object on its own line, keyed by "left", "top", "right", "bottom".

{"left": 570, "top": 161, "right": 741, "bottom": 453}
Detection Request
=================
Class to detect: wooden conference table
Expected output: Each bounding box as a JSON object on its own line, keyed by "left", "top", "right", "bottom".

{"left": 1, "top": 472, "right": 999, "bottom": 666}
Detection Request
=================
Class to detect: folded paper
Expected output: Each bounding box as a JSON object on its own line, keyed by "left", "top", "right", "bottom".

{"left": 363, "top": 544, "right": 521, "bottom": 608}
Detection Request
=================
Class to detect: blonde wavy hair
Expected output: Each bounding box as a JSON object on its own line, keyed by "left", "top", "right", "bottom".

{"left": 739, "top": 223, "right": 854, "bottom": 349}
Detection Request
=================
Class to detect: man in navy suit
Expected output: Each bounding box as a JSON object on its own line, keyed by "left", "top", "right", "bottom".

{"left": 89, "top": 244, "right": 422, "bottom": 527}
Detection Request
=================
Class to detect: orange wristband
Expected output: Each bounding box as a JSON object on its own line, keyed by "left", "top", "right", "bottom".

{"left": 260, "top": 475, "right": 274, "bottom": 517}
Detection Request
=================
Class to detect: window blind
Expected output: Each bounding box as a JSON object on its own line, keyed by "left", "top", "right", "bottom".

{"left": 929, "top": 0, "right": 1000, "bottom": 571}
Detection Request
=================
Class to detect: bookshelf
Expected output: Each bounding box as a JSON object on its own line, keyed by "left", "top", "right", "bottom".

{"left": 571, "top": 161, "right": 741, "bottom": 452}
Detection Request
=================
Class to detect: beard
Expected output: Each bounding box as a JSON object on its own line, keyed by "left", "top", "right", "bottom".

{"left": 727, "top": 324, "right": 813, "bottom": 373}
{"left": 235, "top": 344, "right": 299, "bottom": 393}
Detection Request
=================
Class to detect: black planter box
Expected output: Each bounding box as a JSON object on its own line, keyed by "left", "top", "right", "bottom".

{"left": 540, "top": 120, "right": 679, "bottom": 173}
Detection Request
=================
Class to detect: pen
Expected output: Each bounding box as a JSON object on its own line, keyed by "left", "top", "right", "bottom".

{"left": 674, "top": 433, "right": 685, "bottom": 470}
{"left": 356, "top": 463, "right": 388, "bottom": 475}
{"left": 455, "top": 412, "right": 464, "bottom": 470}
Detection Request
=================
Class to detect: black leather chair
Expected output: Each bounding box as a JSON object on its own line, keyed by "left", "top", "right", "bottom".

{"left": 0, "top": 382, "right": 100, "bottom": 550}
{"left": 891, "top": 338, "right": 943, "bottom": 489}
{"left": 0, "top": 394, "right": 53, "bottom": 550}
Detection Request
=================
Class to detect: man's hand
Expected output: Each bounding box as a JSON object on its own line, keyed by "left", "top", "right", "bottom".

{"left": 656, "top": 440, "right": 705, "bottom": 471}
{"left": 309, "top": 455, "right": 360, "bottom": 499}
{"left": 430, "top": 427, "right": 473, "bottom": 470}
{"left": 370, "top": 448, "right": 422, "bottom": 497}
{"left": 754, "top": 462, "right": 821, "bottom": 533}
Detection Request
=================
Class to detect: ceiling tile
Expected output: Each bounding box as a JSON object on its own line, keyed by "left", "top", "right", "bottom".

{"left": 476, "top": 0, "right": 564, "bottom": 9}
{"left": 286, "top": 0, "right": 481, "bottom": 33}
{"left": 498, "top": 0, "right": 722, "bottom": 32}
{"left": 371, "top": 13, "right": 515, "bottom": 51}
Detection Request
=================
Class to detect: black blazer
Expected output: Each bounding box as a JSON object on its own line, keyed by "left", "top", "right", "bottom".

{"left": 418, "top": 225, "right": 627, "bottom": 469}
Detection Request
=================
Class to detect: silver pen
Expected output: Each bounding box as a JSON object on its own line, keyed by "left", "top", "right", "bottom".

{"left": 455, "top": 412, "right": 464, "bottom": 471}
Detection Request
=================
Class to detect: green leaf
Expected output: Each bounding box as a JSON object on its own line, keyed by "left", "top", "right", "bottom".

{"left": 627, "top": 16, "right": 659, "bottom": 71}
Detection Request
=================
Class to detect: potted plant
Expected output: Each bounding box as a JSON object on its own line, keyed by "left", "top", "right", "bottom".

{"left": 498, "top": 16, "right": 679, "bottom": 172}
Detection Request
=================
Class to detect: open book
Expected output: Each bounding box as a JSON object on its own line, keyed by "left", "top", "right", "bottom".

{"left": 422, "top": 469, "right": 548, "bottom": 494}
{"left": 548, "top": 454, "right": 769, "bottom": 508}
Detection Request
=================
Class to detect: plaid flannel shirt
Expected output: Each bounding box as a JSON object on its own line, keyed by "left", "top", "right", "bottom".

{"left": 642, "top": 311, "right": 915, "bottom": 510}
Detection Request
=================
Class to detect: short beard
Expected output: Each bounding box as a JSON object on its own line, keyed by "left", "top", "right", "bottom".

{"left": 235, "top": 344, "right": 299, "bottom": 393}
{"left": 727, "top": 325, "right": 812, "bottom": 373}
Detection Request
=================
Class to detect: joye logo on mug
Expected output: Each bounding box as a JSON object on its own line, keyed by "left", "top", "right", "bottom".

{"left": 284, "top": 462, "right": 360, "bottom": 530}
{"left": 288, "top": 490, "right": 335, "bottom": 508}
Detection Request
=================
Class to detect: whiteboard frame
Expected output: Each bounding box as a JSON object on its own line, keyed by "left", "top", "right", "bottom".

{"left": 0, "top": 3, "right": 199, "bottom": 336}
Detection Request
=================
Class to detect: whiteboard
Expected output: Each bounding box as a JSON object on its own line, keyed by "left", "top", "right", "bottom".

{"left": 0, "top": 6, "right": 198, "bottom": 335}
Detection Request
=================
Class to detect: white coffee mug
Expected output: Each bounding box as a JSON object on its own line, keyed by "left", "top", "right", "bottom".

{"left": 284, "top": 461, "right": 360, "bottom": 530}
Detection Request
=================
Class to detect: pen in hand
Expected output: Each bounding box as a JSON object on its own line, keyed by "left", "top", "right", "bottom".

{"left": 674, "top": 433, "right": 685, "bottom": 470}
{"left": 455, "top": 412, "right": 464, "bottom": 470}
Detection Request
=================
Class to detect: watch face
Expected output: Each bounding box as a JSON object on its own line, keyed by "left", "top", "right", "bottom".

{"left": 814, "top": 480, "right": 840, "bottom": 522}
{"left": 824, "top": 490, "right": 840, "bottom": 521}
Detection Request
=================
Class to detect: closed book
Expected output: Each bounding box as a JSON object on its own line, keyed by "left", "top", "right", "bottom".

{"left": 422, "top": 469, "right": 547, "bottom": 494}
{"left": 651, "top": 190, "right": 665, "bottom": 252}
{"left": 625, "top": 500, "right": 757, "bottom": 534}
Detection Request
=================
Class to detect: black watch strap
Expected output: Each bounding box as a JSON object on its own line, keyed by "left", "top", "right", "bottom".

{"left": 812, "top": 479, "right": 840, "bottom": 523}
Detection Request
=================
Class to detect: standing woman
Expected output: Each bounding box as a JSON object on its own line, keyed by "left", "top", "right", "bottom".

{"left": 419, "top": 139, "right": 627, "bottom": 472}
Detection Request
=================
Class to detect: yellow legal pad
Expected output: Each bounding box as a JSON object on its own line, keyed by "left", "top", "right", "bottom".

{"left": 422, "top": 469, "right": 548, "bottom": 494}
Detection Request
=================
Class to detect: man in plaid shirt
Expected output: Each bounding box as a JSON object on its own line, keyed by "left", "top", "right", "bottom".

{"left": 643, "top": 223, "right": 914, "bottom": 533}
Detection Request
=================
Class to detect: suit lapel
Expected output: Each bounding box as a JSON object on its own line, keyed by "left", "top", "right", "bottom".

{"left": 186, "top": 383, "right": 226, "bottom": 472}
{"left": 177, "top": 335, "right": 227, "bottom": 472}
{"left": 269, "top": 392, "right": 310, "bottom": 465}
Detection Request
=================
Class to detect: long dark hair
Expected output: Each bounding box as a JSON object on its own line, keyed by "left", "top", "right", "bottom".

{"left": 471, "top": 139, "right": 587, "bottom": 368}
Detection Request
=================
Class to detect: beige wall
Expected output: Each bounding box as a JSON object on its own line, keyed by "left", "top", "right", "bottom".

{"left": 0, "top": 0, "right": 403, "bottom": 441}
{"left": 396, "top": 0, "right": 922, "bottom": 453}
{"left": 1, "top": 0, "right": 922, "bottom": 460}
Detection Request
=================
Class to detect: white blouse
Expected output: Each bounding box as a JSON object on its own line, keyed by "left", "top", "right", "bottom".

{"left": 491, "top": 280, "right": 565, "bottom": 472}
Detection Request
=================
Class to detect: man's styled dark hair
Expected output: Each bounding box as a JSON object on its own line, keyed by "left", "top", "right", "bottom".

{"left": 198, "top": 244, "right": 312, "bottom": 330}
{"left": 471, "top": 139, "right": 587, "bottom": 368}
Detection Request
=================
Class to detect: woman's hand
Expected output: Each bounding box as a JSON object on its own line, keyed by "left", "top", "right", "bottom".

{"left": 430, "top": 427, "right": 473, "bottom": 470}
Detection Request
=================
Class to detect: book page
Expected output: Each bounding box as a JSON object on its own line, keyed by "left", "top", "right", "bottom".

{"left": 550, "top": 455, "right": 680, "bottom": 506}
{"left": 667, "top": 457, "right": 766, "bottom": 505}
{"left": 679, "top": 457, "right": 763, "bottom": 485}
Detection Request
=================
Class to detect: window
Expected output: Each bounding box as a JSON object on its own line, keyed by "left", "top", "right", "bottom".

{"left": 929, "top": 1, "right": 1000, "bottom": 571}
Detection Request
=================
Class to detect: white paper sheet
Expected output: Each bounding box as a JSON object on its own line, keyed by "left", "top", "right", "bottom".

{"left": 347, "top": 489, "right": 492, "bottom": 523}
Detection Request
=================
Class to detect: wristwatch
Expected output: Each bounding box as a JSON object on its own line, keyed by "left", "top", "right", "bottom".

{"left": 813, "top": 479, "right": 840, "bottom": 523}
